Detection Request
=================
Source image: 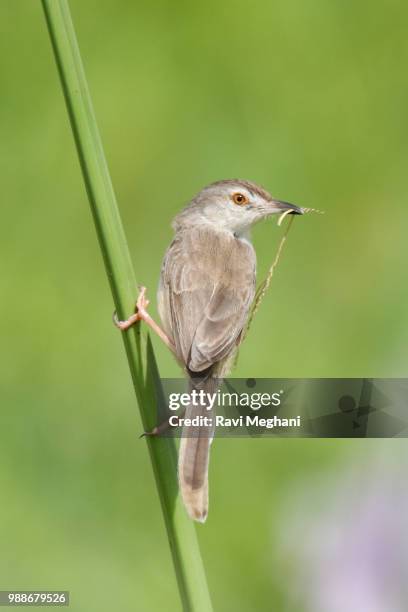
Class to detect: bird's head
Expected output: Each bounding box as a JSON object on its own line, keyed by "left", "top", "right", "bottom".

{"left": 173, "top": 179, "right": 303, "bottom": 234}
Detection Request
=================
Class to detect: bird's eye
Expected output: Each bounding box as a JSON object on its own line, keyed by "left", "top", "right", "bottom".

{"left": 232, "top": 192, "right": 249, "bottom": 206}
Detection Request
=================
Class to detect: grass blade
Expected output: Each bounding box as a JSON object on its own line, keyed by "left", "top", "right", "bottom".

{"left": 41, "top": 1, "right": 213, "bottom": 609}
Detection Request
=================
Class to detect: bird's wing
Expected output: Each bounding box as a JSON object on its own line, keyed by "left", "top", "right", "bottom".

{"left": 158, "top": 226, "right": 256, "bottom": 372}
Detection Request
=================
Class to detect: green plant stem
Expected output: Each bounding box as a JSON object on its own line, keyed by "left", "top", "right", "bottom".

{"left": 41, "top": 1, "right": 212, "bottom": 610}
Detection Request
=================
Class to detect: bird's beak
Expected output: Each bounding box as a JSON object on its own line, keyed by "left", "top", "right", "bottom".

{"left": 270, "top": 199, "right": 304, "bottom": 215}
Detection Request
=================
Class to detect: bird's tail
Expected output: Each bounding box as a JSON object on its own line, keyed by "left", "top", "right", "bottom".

{"left": 178, "top": 376, "right": 218, "bottom": 523}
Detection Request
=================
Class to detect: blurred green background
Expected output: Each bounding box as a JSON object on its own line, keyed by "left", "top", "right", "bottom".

{"left": 1, "top": 0, "right": 407, "bottom": 610}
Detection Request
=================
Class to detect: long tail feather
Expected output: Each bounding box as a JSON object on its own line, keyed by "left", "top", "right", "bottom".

{"left": 178, "top": 377, "right": 217, "bottom": 522}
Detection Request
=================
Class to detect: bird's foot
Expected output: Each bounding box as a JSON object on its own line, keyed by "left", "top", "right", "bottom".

{"left": 140, "top": 412, "right": 184, "bottom": 438}
{"left": 113, "top": 286, "right": 176, "bottom": 353}
{"left": 113, "top": 286, "right": 149, "bottom": 331}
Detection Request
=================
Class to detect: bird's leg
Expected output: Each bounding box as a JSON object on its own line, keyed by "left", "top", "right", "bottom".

{"left": 114, "top": 286, "right": 175, "bottom": 353}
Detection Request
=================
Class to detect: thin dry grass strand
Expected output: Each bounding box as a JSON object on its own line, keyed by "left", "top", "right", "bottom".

{"left": 249, "top": 207, "right": 324, "bottom": 327}
{"left": 301, "top": 206, "right": 324, "bottom": 215}
{"left": 246, "top": 215, "right": 294, "bottom": 336}
{"left": 277, "top": 209, "right": 294, "bottom": 227}
{"left": 231, "top": 206, "right": 323, "bottom": 368}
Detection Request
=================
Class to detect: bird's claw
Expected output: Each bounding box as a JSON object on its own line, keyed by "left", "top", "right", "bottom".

{"left": 136, "top": 286, "right": 150, "bottom": 313}
{"left": 113, "top": 286, "right": 150, "bottom": 331}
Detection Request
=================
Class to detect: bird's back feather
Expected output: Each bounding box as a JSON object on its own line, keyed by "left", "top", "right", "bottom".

{"left": 158, "top": 225, "right": 256, "bottom": 373}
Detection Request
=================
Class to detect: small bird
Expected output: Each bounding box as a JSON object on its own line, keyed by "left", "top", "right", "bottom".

{"left": 116, "top": 179, "right": 303, "bottom": 522}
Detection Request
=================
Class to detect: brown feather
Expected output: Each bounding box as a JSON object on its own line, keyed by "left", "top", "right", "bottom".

{"left": 158, "top": 225, "right": 256, "bottom": 373}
